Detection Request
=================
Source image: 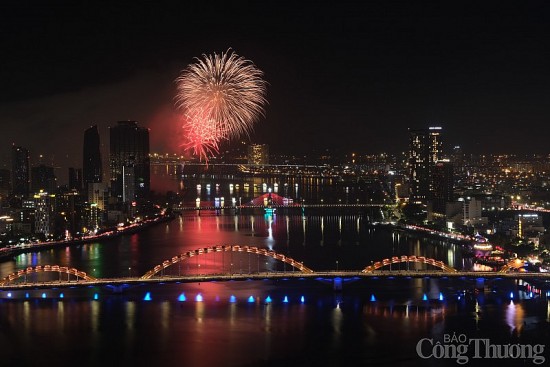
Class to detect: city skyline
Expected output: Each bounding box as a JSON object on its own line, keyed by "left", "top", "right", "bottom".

{"left": 1, "top": 2, "right": 550, "bottom": 169}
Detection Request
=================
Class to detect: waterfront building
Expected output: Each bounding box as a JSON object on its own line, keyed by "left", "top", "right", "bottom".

{"left": 56, "top": 189, "right": 84, "bottom": 237}
{"left": 462, "top": 197, "right": 487, "bottom": 227}
{"left": 12, "top": 145, "right": 30, "bottom": 197}
{"left": 247, "top": 144, "right": 269, "bottom": 165}
{"left": 83, "top": 125, "right": 103, "bottom": 190}
{"left": 408, "top": 127, "right": 442, "bottom": 204}
{"left": 34, "top": 190, "right": 55, "bottom": 237}
{"left": 109, "top": 121, "right": 150, "bottom": 202}
{"left": 430, "top": 160, "right": 454, "bottom": 216}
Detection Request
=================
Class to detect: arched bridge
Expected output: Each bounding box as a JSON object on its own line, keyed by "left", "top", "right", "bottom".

{"left": 498, "top": 259, "right": 527, "bottom": 273}
{"left": 0, "top": 265, "right": 97, "bottom": 286}
{"left": 3, "top": 251, "right": 548, "bottom": 291}
{"left": 141, "top": 245, "right": 314, "bottom": 279}
{"left": 362, "top": 255, "right": 458, "bottom": 273}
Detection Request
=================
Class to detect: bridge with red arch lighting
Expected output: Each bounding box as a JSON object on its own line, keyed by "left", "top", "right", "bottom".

{"left": 0, "top": 247, "right": 546, "bottom": 290}
{"left": 362, "top": 256, "right": 458, "bottom": 273}
{"left": 0, "top": 265, "right": 96, "bottom": 286}
{"left": 141, "top": 245, "right": 314, "bottom": 279}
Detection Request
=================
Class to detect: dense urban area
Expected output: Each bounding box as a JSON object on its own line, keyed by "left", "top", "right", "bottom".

{"left": 0, "top": 124, "right": 547, "bottom": 272}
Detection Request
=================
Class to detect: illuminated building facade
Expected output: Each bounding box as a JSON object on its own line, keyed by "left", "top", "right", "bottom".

{"left": 517, "top": 213, "right": 544, "bottom": 238}
{"left": 34, "top": 190, "right": 55, "bottom": 237}
{"left": 12, "top": 145, "right": 30, "bottom": 197}
{"left": 247, "top": 144, "right": 269, "bottom": 165}
{"left": 408, "top": 127, "right": 442, "bottom": 203}
{"left": 109, "top": 121, "right": 150, "bottom": 202}
{"left": 85, "top": 182, "right": 108, "bottom": 230}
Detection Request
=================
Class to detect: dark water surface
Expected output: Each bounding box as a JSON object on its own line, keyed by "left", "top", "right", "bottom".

{"left": 0, "top": 212, "right": 549, "bottom": 366}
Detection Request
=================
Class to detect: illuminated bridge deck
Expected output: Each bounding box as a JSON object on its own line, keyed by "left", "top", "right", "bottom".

{"left": 1, "top": 271, "right": 549, "bottom": 291}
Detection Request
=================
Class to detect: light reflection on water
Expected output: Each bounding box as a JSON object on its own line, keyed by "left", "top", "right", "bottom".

{"left": 0, "top": 279, "right": 548, "bottom": 366}
{"left": 2, "top": 213, "right": 472, "bottom": 282}
{"left": 0, "top": 197, "right": 548, "bottom": 365}
{"left": 506, "top": 300, "right": 525, "bottom": 335}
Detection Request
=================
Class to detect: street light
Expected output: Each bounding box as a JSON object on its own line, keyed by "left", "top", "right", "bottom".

{"left": 336, "top": 260, "right": 339, "bottom": 271}
{"left": 128, "top": 267, "right": 131, "bottom": 277}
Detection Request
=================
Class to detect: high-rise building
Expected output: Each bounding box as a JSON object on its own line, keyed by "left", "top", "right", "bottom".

{"left": 408, "top": 127, "right": 442, "bottom": 203}
{"left": 31, "top": 164, "right": 57, "bottom": 194}
{"left": 109, "top": 121, "right": 150, "bottom": 201}
{"left": 83, "top": 125, "right": 103, "bottom": 190}
{"left": 34, "top": 190, "right": 55, "bottom": 237}
{"left": 452, "top": 145, "right": 464, "bottom": 172}
{"left": 12, "top": 145, "right": 30, "bottom": 197}
{"left": 88, "top": 182, "right": 109, "bottom": 211}
{"left": 0, "top": 169, "right": 11, "bottom": 201}
{"left": 86, "top": 182, "right": 109, "bottom": 229}
{"left": 56, "top": 189, "right": 84, "bottom": 237}
{"left": 122, "top": 165, "right": 135, "bottom": 203}
{"left": 68, "top": 167, "right": 83, "bottom": 192}
{"left": 247, "top": 144, "right": 269, "bottom": 165}
{"left": 431, "top": 160, "right": 454, "bottom": 215}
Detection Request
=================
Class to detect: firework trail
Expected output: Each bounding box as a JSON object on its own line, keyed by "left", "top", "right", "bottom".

{"left": 175, "top": 49, "right": 267, "bottom": 161}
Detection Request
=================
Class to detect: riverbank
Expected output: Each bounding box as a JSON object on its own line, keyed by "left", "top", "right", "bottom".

{"left": 0, "top": 214, "right": 175, "bottom": 261}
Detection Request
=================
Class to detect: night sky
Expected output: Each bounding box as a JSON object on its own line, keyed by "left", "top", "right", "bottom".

{"left": 1, "top": 1, "right": 550, "bottom": 172}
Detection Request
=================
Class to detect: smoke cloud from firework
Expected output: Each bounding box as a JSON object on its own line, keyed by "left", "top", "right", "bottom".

{"left": 175, "top": 50, "right": 267, "bottom": 161}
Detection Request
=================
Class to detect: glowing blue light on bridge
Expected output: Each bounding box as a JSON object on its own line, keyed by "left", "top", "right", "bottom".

{"left": 248, "top": 296, "right": 255, "bottom": 303}
{"left": 143, "top": 292, "right": 152, "bottom": 301}
{"left": 265, "top": 296, "right": 272, "bottom": 303}
{"left": 195, "top": 293, "right": 203, "bottom": 302}
{"left": 25, "top": 293, "right": 29, "bottom": 299}
{"left": 283, "top": 296, "right": 289, "bottom": 303}
{"left": 60, "top": 293, "right": 64, "bottom": 299}
{"left": 300, "top": 296, "right": 305, "bottom": 303}
{"left": 510, "top": 292, "right": 514, "bottom": 299}
{"left": 422, "top": 294, "right": 428, "bottom": 301}
{"left": 94, "top": 293, "right": 99, "bottom": 300}
{"left": 370, "top": 294, "right": 376, "bottom": 302}
{"left": 439, "top": 292, "right": 444, "bottom": 301}
{"left": 530, "top": 292, "right": 533, "bottom": 298}
{"left": 229, "top": 295, "right": 237, "bottom": 303}
{"left": 41, "top": 293, "right": 46, "bottom": 299}
{"left": 7, "top": 292, "right": 12, "bottom": 298}
{"left": 178, "top": 293, "right": 186, "bottom": 302}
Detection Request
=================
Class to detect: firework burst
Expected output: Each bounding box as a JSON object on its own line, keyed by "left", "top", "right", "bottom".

{"left": 175, "top": 49, "right": 267, "bottom": 161}
{"left": 181, "top": 110, "right": 223, "bottom": 162}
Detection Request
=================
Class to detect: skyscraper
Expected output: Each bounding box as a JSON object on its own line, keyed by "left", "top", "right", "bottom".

{"left": 408, "top": 127, "right": 442, "bottom": 204}
{"left": 0, "top": 169, "right": 11, "bottom": 199}
{"left": 12, "top": 145, "right": 30, "bottom": 197}
{"left": 83, "top": 125, "right": 103, "bottom": 190}
{"left": 31, "top": 164, "right": 57, "bottom": 194}
{"left": 68, "top": 167, "right": 83, "bottom": 192}
{"left": 431, "top": 160, "right": 454, "bottom": 215}
{"left": 109, "top": 121, "right": 150, "bottom": 202}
